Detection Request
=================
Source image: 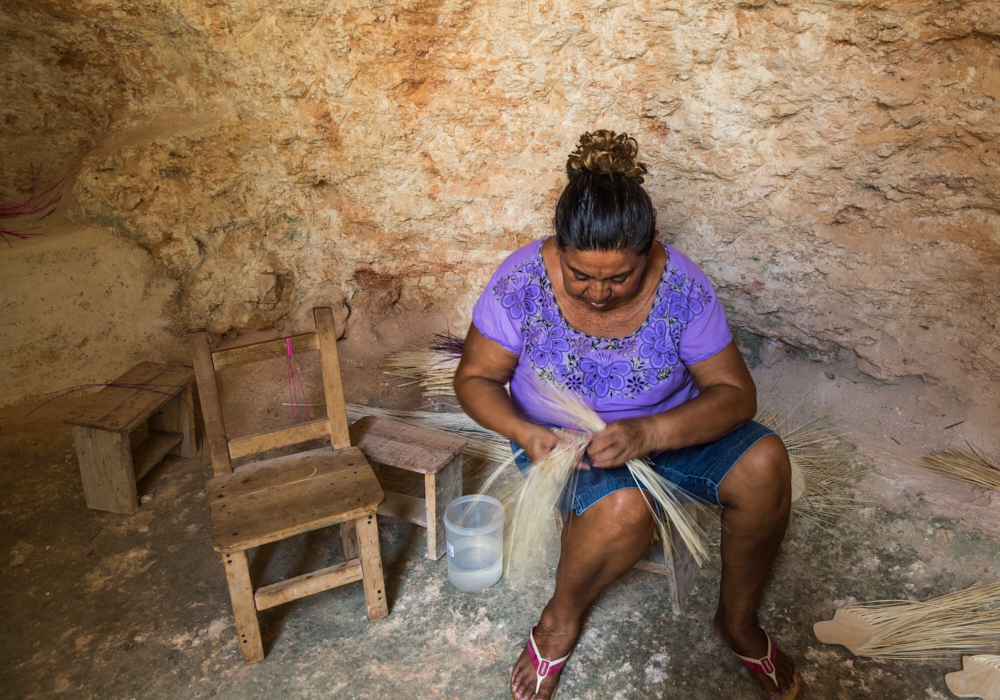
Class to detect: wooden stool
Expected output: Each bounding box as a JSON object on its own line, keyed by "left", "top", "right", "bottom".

{"left": 349, "top": 416, "right": 466, "bottom": 560}
{"left": 64, "top": 362, "right": 196, "bottom": 515}
{"left": 632, "top": 503, "right": 702, "bottom": 615}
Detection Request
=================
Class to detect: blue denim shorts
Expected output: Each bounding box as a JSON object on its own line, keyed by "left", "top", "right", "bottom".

{"left": 511, "top": 420, "right": 775, "bottom": 516}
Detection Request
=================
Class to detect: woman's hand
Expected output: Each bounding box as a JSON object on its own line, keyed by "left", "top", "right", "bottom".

{"left": 514, "top": 422, "right": 562, "bottom": 464}
{"left": 586, "top": 418, "right": 650, "bottom": 468}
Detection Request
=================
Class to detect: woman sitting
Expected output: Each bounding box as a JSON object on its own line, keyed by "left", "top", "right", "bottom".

{"left": 454, "top": 130, "right": 802, "bottom": 700}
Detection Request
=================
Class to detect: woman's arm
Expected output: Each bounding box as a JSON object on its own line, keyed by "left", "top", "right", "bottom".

{"left": 586, "top": 342, "right": 757, "bottom": 468}
{"left": 454, "top": 325, "right": 561, "bottom": 463}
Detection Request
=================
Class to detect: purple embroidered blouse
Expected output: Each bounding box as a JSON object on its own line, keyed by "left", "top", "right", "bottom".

{"left": 471, "top": 238, "right": 733, "bottom": 429}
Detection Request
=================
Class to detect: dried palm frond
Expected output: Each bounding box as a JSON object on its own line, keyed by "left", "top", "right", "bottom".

{"left": 919, "top": 447, "right": 1000, "bottom": 493}
{"left": 345, "top": 403, "right": 510, "bottom": 465}
{"left": 757, "top": 409, "right": 869, "bottom": 532}
{"left": 814, "top": 582, "right": 1000, "bottom": 659}
{"left": 494, "top": 375, "right": 709, "bottom": 569}
{"left": 502, "top": 431, "right": 588, "bottom": 573}
{"left": 380, "top": 332, "right": 464, "bottom": 397}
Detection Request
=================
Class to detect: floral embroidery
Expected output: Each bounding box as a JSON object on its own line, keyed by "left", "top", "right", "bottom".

{"left": 639, "top": 319, "right": 679, "bottom": 369}
{"left": 499, "top": 273, "right": 541, "bottom": 320}
{"left": 490, "top": 246, "right": 714, "bottom": 399}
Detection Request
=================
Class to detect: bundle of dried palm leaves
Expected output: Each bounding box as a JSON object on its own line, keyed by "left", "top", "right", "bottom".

{"left": 474, "top": 376, "right": 709, "bottom": 574}
{"left": 919, "top": 446, "right": 1000, "bottom": 493}
{"left": 380, "top": 332, "right": 464, "bottom": 397}
{"left": 814, "top": 582, "right": 1000, "bottom": 659}
{"left": 756, "top": 409, "right": 869, "bottom": 533}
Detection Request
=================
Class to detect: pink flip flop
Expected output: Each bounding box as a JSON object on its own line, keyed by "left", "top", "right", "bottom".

{"left": 729, "top": 629, "right": 804, "bottom": 700}
{"left": 509, "top": 626, "right": 572, "bottom": 700}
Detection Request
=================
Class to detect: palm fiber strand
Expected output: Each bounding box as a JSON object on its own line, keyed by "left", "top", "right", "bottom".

{"left": 920, "top": 447, "right": 1000, "bottom": 494}
{"left": 756, "top": 409, "right": 870, "bottom": 532}
{"left": 833, "top": 582, "right": 1000, "bottom": 659}
{"left": 380, "top": 332, "right": 464, "bottom": 397}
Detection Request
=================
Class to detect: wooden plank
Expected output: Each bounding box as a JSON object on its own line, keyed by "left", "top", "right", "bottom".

{"left": 64, "top": 362, "right": 195, "bottom": 433}
{"left": 227, "top": 419, "right": 331, "bottom": 461}
{"left": 189, "top": 332, "right": 233, "bottom": 476}
{"left": 132, "top": 430, "right": 184, "bottom": 481}
{"left": 212, "top": 332, "right": 319, "bottom": 370}
{"left": 314, "top": 307, "right": 351, "bottom": 450}
{"left": 350, "top": 417, "right": 466, "bottom": 472}
{"left": 207, "top": 446, "right": 384, "bottom": 552}
{"left": 73, "top": 425, "right": 138, "bottom": 514}
{"left": 665, "top": 504, "right": 701, "bottom": 616}
{"left": 378, "top": 491, "right": 428, "bottom": 529}
{"left": 354, "top": 512, "right": 389, "bottom": 622}
{"left": 633, "top": 559, "right": 671, "bottom": 575}
{"left": 220, "top": 551, "right": 264, "bottom": 663}
{"left": 340, "top": 522, "right": 359, "bottom": 559}
{"left": 424, "top": 454, "right": 462, "bottom": 560}
{"left": 254, "top": 559, "right": 364, "bottom": 611}
{"left": 148, "top": 384, "right": 196, "bottom": 458}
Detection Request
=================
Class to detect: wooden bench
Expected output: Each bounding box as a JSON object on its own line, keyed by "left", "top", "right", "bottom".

{"left": 64, "top": 362, "right": 197, "bottom": 515}
{"left": 349, "top": 416, "right": 466, "bottom": 560}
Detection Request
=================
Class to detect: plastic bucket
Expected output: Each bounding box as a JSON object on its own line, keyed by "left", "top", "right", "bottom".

{"left": 443, "top": 495, "right": 505, "bottom": 592}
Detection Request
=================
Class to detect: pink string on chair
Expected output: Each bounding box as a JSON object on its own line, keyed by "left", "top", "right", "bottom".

{"left": 285, "top": 337, "right": 311, "bottom": 425}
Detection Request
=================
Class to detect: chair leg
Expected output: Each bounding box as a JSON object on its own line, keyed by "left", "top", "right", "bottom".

{"left": 220, "top": 551, "right": 264, "bottom": 663}
{"left": 340, "top": 521, "right": 359, "bottom": 560}
{"left": 354, "top": 512, "right": 389, "bottom": 622}
{"left": 424, "top": 454, "right": 462, "bottom": 560}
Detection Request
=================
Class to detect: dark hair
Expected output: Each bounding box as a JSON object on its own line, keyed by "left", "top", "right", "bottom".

{"left": 554, "top": 130, "right": 656, "bottom": 254}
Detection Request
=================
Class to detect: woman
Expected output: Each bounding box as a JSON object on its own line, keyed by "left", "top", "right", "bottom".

{"left": 454, "top": 131, "right": 802, "bottom": 700}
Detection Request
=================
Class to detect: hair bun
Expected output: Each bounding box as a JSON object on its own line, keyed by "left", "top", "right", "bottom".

{"left": 566, "top": 130, "right": 647, "bottom": 183}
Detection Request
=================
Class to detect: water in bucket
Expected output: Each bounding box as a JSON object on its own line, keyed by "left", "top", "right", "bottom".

{"left": 444, "top": 495, "right": 505, "bottom": 592}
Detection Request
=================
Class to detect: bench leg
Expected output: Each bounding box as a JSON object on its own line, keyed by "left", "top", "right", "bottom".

{"left": 665, "top": 505, "right": 701, "bottom": 615}
{"left": 354, "top": 512, "right": 389, "bottom": 622}
{"left": 149, "top": 382, "right": 196, "bottom": 458}
{"left": 424, "top": 454, "right": 462, "bottom": 560}
{"left": 221, "top": 551, "right": 264, "bottom": 663}
{"left": 340, "top": 521, "right": 359, "bottom": 560}
{"left": 72, "top": 425, "right": 138, "bottom": 514}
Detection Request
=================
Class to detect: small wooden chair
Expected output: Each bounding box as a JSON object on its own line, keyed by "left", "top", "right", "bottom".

{"left": 349, "top": 417, "right": 466, "bottom": 560}
{"left": 190, "top": 307, "right": 388, "bottom": 664}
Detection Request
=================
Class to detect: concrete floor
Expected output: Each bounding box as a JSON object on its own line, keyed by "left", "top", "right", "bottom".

{"left": 3, "top": 358, "right": 999, "bottom": 699}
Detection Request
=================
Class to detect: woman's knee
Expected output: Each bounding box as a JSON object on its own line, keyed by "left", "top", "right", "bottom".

{"left": 719, "top": 435, "right": 791, "bottom": 509}
{"left": 583, "top": 489, "right": 655, "bottom": 544}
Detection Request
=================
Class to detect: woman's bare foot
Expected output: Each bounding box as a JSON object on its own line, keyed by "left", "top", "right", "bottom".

{"left": 510, "top": 606, "right": 580, "bottom": 700}
{"left": 714, "top": 614, "right": 799, "bottom": 700}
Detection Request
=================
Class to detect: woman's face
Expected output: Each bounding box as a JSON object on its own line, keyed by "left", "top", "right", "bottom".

{"left": 557, "top": 246, "right": 648, "bottom": 311}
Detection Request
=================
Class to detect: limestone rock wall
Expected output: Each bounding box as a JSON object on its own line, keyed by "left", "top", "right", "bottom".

{"left": 2, "top": 0, "right": 998, "bottom": 401}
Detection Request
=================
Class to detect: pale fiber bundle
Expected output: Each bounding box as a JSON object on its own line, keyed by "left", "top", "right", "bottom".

{"left": 920, "top": 447, "right": 1000, "bottom": 493}
{"left": 500, "top": 431, "right": 588, "bottom": 573}
{"left": 490, "top": 375, "right": 709, "bottom": 569}
{"left": 344, "top": 403, "right": 510, "bottom": 465}
{"left": 380, "top": 332, "right": 464, "bottom": 397}
{"left": 815, "top": 582, "right": 1000, "bottom": 659}
{"left": 757, "top": 409, "right": 869, "bottom": 532}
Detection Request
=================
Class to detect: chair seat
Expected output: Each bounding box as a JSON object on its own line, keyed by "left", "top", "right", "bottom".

{"left": 206, "top": 445, "right": 383, "bottom": 553}
{"left": 349, "top": 416, "right": 466, "bottom": 474}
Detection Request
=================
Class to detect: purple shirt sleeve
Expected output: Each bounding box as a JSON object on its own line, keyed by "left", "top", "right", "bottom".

{"left": 673, "top": 250, "right": 733, "bottom": 366}
{"left": 470, "top": 245, "right": 537, "bottom": 354}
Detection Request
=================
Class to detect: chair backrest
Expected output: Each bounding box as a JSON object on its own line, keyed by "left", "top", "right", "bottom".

{"left": 189, "top": 307, "right": 350, "bottom": 477}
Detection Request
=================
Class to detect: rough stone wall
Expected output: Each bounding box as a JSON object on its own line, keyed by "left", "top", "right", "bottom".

{"left": 2, "top": 0, "right": 998, "bottom": 403}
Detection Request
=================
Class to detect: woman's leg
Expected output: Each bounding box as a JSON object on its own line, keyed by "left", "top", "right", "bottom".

{"left": 510, "top": 488, "right": 655, "bottom": 700}
{"left": 713, "top": 434, "right": 797, "bottom": 699}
